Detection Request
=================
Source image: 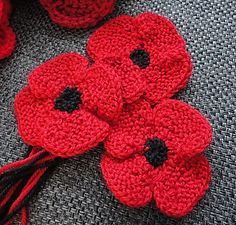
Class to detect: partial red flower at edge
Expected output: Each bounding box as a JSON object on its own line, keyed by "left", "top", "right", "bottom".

{"left": 0, "top": 0, "right": 15, "bottom": 60}
{"left": 101, "top": 99, "right": 212, "bottom": 217}
{"left": 40, "top": 0, "right": 117, "bottom": 29}
{"left": 0, "top": 0, "right": 12, "bottom": 25}
{"left": 87, "top": 13, "right": 192, "bottom": 104}
{"left": 14, "top": 53, "right": 123, "bottom": 158}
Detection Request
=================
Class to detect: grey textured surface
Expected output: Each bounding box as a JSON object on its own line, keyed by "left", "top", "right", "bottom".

{"left": 0, "top": 0, "right": 236, "bottom": 224}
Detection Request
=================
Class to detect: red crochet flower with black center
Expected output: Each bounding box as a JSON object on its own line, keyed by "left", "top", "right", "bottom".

{"left": 88, "top": 13, "right": 192, "bottom": 104}
{"left": 0, "top": 0, "right": 15, "bottom": 59}
{"left": 40, "top": 0, "right": 117, "bottom": 28}
{"left": 101, "top": 100, "right": 212, "bottom": 217}
{"left": 14, "top": 53, "right": 123, "bottom": 157}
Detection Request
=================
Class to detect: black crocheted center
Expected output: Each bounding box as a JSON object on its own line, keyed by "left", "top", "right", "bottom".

{"left": 144, "top": 137, "right": 168, "bottom": 168}
{"left": 130, "top": 49, "right": 150, "bottom": 69}
{"left": 54, "top": 87, "right": 82, "bottom": 113}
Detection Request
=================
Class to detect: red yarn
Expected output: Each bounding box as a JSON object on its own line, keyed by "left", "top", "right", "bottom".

{"left": 101, "top": 99, "right": 212, "bottom": 217}
{"left": 0, "top": 0, "right": 16, "bottom": 60}
{"left": 40, "top": 0, "right": 117, "bottom": 28}
{"left": 0, "top": 0, "right": 11, "bottom": 25}
{"left": 21, "top": 207, "right": 28, "bottom": 225}
{"left": 0, "top": 147, "right": 58, "bottom": 225}
{"left": 14, "top": 53, "right": 123, "bottom": 157}
{"left": 5, "top": 208, "right": 28, "bottom": 225}
{"left": 0, "top": 12, "right": 213, "bottom": 222}
{"left": 87, "top": 13, "right": 192, "bottom": 104}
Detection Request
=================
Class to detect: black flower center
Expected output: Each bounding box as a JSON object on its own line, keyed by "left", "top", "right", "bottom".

{"left": 144, "top": 137, "right": 168, "bottom": 168}
{"left": 54, "top": 87, "right": 82, "bottom": 113}
{"left": 130, "top": 49, "right": 150, "bottom": 69}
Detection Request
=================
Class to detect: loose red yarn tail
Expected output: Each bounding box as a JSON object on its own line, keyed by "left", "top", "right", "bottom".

{"left": 0, "top": 147, "right": 60, "bottom": 225}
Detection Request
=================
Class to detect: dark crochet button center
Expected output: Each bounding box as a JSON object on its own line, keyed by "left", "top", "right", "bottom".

{"left": 130, "top": 49, "right": 150, "bottom": 69}
{"left": 144, "top": 137, "right": 168, "bottom": 168}
{"left": 54, "top": 87, "right": 82, "bottom": 113}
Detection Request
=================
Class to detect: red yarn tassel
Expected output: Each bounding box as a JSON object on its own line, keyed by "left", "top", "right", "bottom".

{"left": 0, "top": 147, "right": 60, "bottom": 225}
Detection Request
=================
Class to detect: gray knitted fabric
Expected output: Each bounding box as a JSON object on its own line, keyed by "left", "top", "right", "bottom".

{"left": 0, "top": 0, "right": 235, "bottom": 224}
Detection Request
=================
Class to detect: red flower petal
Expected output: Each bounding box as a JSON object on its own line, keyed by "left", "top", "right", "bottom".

{"left": 14, "top": 87, "right": 48, "bottom": 146}
{"left": 88, "top": 13, "right": 192, "bottom": 104}
{"left": 153, "top": 155, "right": 211, "bottom": 217}
{"left": 40, "top": 107, "right": 109, "bottom": 157}
{"left": 87, "top": 15, "right": 139, "bottom": 60}
{"left": 15, "top": 87, "right": 110, "bottom": 157}
{"left": 88, "top": 13, "right": 186, "bottom": 60}
{"left": 105, "top": 99, "right": 212, "bottom": 159}
{"left": 28, "top": 53, "right": 89, "bottom": 99}
{"left": 0, "top": 0, "right": 12, "bottom": 25}
{"left": 143, "top": 47, "right": 192, "bottom": 105}
{"left": 101, "top": 154, "right": 154, "bottom": 207}
{"left": 99, "top": 57, "right": 146, "bottom": 103}
{"left": 104, "top": 100, "right": 153, "bottom": 159}
{"left": 153, "top": 100, "right": 212, "bottom": 158}
{"left": 135, "top": 13, "right": 186, "bottom": 49}
{"left": 40, "top": 0, "right": 116, "bottom": 29}
{"left": 0, "top": 25, "right": 15, "bottom": 60}
{"left": 80, "top": 62, "right": 123, "bottom": 122}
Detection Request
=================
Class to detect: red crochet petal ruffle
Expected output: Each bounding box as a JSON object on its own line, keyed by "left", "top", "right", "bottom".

{"left": 104, "top": 100, "right": 153, "bottom": 159}
{"left": 28, "top": 53, "right": 90, "bottom": 99}
{"left": 87, "top": 13, "right": 192, "bottom": 105}
{"left": 105, "top": 99, "right": 212, "bottom": 159}
{"left": 99, "top": 56, "right": 147, "bottom": 103}
{"left": 15, "top": 87, "right": 110, "bottom": 157}
{"left": 15, "top": 53, "right": 123, "bottom": 157}
{"left": 40, "top": 0, "right": 117, "bottom": 28}
{"left": 80, "top": 63, "right": 123, "bottom": 122}
{"left": 14, "top": 87, "right": 48, "bottom": 146}
{"left": 87, "top": 15, "right": 139, "bottom": 60}
{"left": 28, "top": 53, "right": 122, "bottom": 122}
{"left": 153, "top": 99, "right": 212, "bottom": 159}
{"left": 40, "top": 106, "right": 109, "bottom": 157}
{"left": 153, "top": 155, "right": 211, "bottom": 217}
{"left": 101, "top": 154, "right": 154, "bottom": 207}
{"left": 101, "top": 153, "right": 211, "bottom": 217}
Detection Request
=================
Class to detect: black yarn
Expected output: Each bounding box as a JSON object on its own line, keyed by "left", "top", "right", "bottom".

{"left": 0, "top": 183, "right": 15, "bottom": 203}
{"left": 0, "top": 151, "right": 48, "bottom": 182}
{"left": 0, "top": 174, "right": 31, "bottom": 221}
{"left": 0, "top": 145, "right": 62, "bottom": 224}
{"left": 130, "top": 49, "right": 150, "bottom": 69}
{"left": 0, "top": 158, "right": 61, "bottom": 225}
{"left": 0, "top": 158, "right": 58, "bottom": 186}
{"left": 144, "top": 137, "right": 168, "bottom": 168}
{"left": 25, "top": 146, "right": 33, "bottom": 158}
{"left": 54, "top": 87, "right": 82, "bottom": 113}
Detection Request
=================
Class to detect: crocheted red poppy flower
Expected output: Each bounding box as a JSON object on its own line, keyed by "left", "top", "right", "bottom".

{"left": 40, "top": 0, "right": 117, "bottom": 28}
{"left": 14, "top": 53, "right": 123, "bottom": 158}
{"left": 101, "top": 99, "right": 212, "bottom": 217}
{"left": 0, "top": 0, "right": 15, "bottom": 59}
{"left": 88, "top": 13, "right": 192, "bottom": 104}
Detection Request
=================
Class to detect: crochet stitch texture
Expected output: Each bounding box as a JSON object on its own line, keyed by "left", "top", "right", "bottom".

{"left": 0, "top": 0, "right": 15, "bottom": 59}
{"left": 101, "top": 99, "right": 212, "bottom": 217}
{"left": 87, "top": 13, "right": 192, "bottom": 105}
{"left": 89, "top": 13, "right": 213, "bottom": 218}
{"left": 40, "top": 0, "right": 117, "bottom": 28}
{"left": 6, "top": 12, "right": 212, "bottom": 222}
{"left": 14, "top": 53, "right": 123, "bottom": 157}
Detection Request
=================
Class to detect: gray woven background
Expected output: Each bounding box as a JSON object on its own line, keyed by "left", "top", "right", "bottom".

{"left": 0, "top": 0, "right": 235, "bottom": 224}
